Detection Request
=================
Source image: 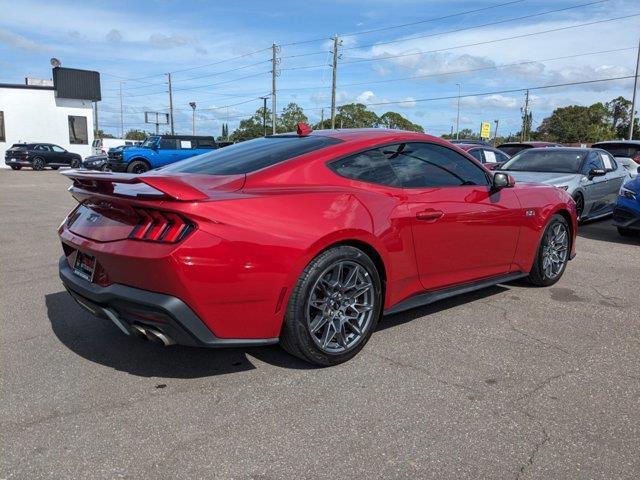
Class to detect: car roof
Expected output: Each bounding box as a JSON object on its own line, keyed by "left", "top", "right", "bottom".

{"left": 454, "top": 143, "right": 500, "bottom": 151}
{"left": 592, "top": 140, "right": 640, "bottom": 146}
{"left": 499, "top": 141, "right": 561, "bottom": 147}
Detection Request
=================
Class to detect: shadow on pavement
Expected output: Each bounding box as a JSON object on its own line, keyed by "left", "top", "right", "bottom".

{"left": 577, "top": 218, "right": 640, "bottom": 246}
{"left": 45, "top": 291, "right": 312, "bottom": 379}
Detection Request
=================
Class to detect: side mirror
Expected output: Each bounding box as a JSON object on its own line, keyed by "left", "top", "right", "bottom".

{"left": 492, "top": 172, "right": 515, "bottom": 189}
{"left": 588, "top": 168, "right": 606, "bottom": 179}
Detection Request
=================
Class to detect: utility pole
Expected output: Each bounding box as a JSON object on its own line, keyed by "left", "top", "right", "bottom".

{"left": 330, "top": 35, "right": 340, "bottom": 129}
{"left": 455, "top": 83, "right": 461, "bottom": 140}
{"left": 271, "top": 43, "right": 279, "bottom": 135}
{"left": 93, "top": 101, "right": 99, "bottom": 138}
{"left": 119, "top": 82, "right": 124, "bottom": 138}
{"left": 629, "top": 37, "right": 640, "bottom": 140}
{"left": 521, "top": 89, "right": 530, "bottom": 142}
{"left": 259, "top": 96, "right": 268, "bottom": 136}
{"left": 189, "top": 102, "right": 196, "bottom": 135}
{"left": 493, "top": 120, "right": 500, "bottom": 147}
{"left": 167, "top": 73, "right": 175, "bottom": 135}
{"left": 320, "top": 108, "right": 324, "bottom": 129}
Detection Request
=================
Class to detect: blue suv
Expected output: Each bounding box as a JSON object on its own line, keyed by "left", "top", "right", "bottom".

{"left": 107, "top": 135, "right": 217, "bottom": 173}
{"left": 613, "top": 176, "right": 640, "bottom": 237}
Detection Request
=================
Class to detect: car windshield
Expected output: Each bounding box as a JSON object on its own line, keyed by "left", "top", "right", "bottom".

{"left": 141, "top": 136, "right": 159, "bottom": 147}
{"left": 502, "top": 150, "right": 587, "bottom": 173}
{"left": 161, "top": 136, "right": 342, "bottom": 175}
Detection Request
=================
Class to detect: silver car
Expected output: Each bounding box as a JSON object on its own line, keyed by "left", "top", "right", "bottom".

{"left": 501, "top": 147, "right": 630, "bottom": 221}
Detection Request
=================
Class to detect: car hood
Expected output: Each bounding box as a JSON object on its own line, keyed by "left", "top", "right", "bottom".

{"left": 623, "top": 175, "right": 640, "bottom": 192}
{"left": 504, "top": 171, "right": 581, "bottom": 186}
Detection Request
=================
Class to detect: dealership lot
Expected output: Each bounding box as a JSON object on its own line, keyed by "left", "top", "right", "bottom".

{"left": 0, "top": 170, "right": 638, "bottom": 479}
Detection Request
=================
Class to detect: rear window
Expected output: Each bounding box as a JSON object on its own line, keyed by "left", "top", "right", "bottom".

{"left": 499, "top": 144, "right": 531, "bottom": 156}
{"left": 162, "top": 136, "right": 342, "bottom": 175}
{"left": 593, "top": 143, "right": 640, "bottom": 158}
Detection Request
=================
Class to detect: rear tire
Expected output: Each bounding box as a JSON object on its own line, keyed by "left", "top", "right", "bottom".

{"left": 526, "top": 214, "right": 570, "bottom": 287}
{"left": 10, "top": 165, "right": 21, "bottom": 170}
{"left": 70, "top": 158, "right": 81, "bottom": 169}
{"left": 127, "top": 160, "right": 150, "bottom": 174}
{"left": 32, "top": 157, "right": 45, "bottom": 171}
{"left": 50, "top": 166, "right": 59, "bottom": 170}
{"left": 280, "top": 246, "right": 383, "bottom": 366}
{"left": 617, "top": 227, "right": 636, "bottom": 237}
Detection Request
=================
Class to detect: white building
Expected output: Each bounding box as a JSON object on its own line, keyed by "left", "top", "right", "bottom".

{"left": 0, "top": 74, "right": 97, "bottom": 167}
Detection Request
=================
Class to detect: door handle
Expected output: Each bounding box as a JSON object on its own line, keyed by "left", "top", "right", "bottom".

{"left": 416, "top": 210, "right": 444, "bottom": 221}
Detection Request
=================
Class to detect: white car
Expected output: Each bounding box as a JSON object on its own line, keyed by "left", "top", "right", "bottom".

{"left": 592, "top": 141, "right": 640, "bottom": 178}
{"left": 91, "top": 138, "right": 141, "bottom": 156}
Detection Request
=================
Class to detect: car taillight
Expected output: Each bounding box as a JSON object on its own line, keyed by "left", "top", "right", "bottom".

{"left": 129, "top": 208, "right": 195, "bottom": 243}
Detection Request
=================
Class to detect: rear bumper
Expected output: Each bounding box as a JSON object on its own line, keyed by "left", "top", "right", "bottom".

{"left": 5, "top": 159, "right": 32, "bottom": 166}
{"left": 612, "top": 205, "right": 640, "bottom": 230}
{"left": 59, "top": 256, "right": 278, "bottom": 348}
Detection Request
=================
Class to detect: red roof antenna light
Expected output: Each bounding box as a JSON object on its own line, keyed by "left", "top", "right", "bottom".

{"left": 296, "top": 123, "right": 313, "bottom": 136}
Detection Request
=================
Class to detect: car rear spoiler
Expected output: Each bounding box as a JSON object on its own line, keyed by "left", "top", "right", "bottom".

{"left": 61, "top": 170, "right": 240, "bottom": 201}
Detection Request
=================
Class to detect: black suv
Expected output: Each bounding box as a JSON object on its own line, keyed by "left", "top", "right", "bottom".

{"left": 5, "top": 143, "right": 82, "bottom": 171}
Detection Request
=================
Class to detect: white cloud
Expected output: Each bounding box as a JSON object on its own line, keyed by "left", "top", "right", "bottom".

{"left": 0, "top": 28, "right": 45, "bottom": 52}
{"left": 106, "top": 29, "right": 122, "bottom": 44}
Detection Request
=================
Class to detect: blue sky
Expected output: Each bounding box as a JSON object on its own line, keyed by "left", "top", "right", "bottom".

{"left": 0, "top": 0, "right": 638, "bottom": 138}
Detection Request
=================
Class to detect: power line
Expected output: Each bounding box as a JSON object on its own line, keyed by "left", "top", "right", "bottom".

{"left": 343, "top": 0, "right": 613, "bottom": 51}
{"left": 352, "top": 75, "right": 636, "bottom": 107}
{"left": 339, "top": 0, "right": 525, "bottom": 37}
{"left": 341, "top": 13, "right": 640, "bottom": 65}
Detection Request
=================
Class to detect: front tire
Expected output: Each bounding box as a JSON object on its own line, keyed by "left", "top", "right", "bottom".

{"left": 280, "top": 246, "right": 383, "bottom": 366}
{"left": 127, "top": 160, "right": 150, "bottom": 174}
{"left": 526, "top": 214, "right": 570, "bottom": 287}
{"left": 70, "top": 158, "right": 81, "bottom": 169}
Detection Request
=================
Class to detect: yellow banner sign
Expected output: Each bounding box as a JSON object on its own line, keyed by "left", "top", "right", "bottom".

{"left": 480, "top": 122, "right": 491, "bottom": 139}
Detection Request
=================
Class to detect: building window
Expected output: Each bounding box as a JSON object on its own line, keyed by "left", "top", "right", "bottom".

{"left": 0, "top": 111, "right": 5, "bottom": 142}
{"left": 68, "top": 115, "right": 88, "bottom": 144}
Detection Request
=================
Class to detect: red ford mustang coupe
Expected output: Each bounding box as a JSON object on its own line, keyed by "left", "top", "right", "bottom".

{"left": 58, "top": 127, "right": 577, "bottom": 366}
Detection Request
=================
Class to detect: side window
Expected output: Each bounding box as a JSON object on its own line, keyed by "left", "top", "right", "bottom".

{"left": 197, "top": 138, "right": 216, "bottom": 148}
{"left": 159, "top": 138, "right": 178, "bottom": 150}
{"left": 329, "top": 148, "right": 401, "bottom": 187}
{"left": 599, "top": 152, "right": 615, "bottom": 171}
{"left": 0, "top": 111, "right": 6, "bottom": 142}
{"left": 51, "top": 145, "right": 65, "bottom": 153}
{"left": 387, "top": 142, "right": 489, "bottom": 188}
{"left": 68, "top": 116, "right": 88, "bottom": 144}
{"left": 581, "top": 152, "right": 605, "bottom": 174}
{"left": 179, "top": 139, "right": 194, "bottom": 149}
{"left": 35, "top": 145, "right": 50, "bottom": 152}
{"left": 468, "top": 149, "right": 484, "bottom": 162}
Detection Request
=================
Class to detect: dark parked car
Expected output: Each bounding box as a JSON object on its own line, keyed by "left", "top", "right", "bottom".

{"left": 5, "top": 143, "right": 82, "bottom": 171}
{"left": 497, "top": 141, "right": 563, "bottom": 156}
{"left": 456, "top": 144, "right": 510, "bottom": 170}
{"left": 81, "top": 154, "right": 108, "bottom": 171}
{"left": 449, "top": 139, "right": 490, "bottom": 146}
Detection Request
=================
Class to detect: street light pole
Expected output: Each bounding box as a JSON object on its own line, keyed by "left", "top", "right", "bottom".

{"left": 493, "top": 119, "right": 500, "bottom": 147}
{"left": 189, "top": 102, "right": 196, "bottom": 135}
{"left": 259, "top": 96, "right": 269, "bottom": 136}
{"left": 455, "top": 83, "right": 461, "bottom": 140}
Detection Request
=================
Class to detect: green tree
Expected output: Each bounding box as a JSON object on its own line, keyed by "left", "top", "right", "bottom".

{"left": 331, "top": 103, "right": 380, "bottom": 128}
{"left": 536, "top": 103, "right": 614, "bottom": 143}
{"left": 606, "top": 96, "right": 639, "bottom": 138}
{"left": 277, "top": 102, "right": 308, "bottom": 132}
{"left": 124, "top": 129, "right": 148, "bottom": 141}
{"left": 441, "top": 128, "right": 478, "bottom": 140}
{"left": 95, "top": 129, "right": 115, "bottom": 139}
{"left": 378, "top": 111, "right": 424, "bottom": 132}
{"left": 229, "top": 107, "right": 272, "bottom": 142}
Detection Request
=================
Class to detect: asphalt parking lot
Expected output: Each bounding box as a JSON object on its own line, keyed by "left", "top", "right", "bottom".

{"left": 0, "top": 169, "right": 638, "bottom": 480}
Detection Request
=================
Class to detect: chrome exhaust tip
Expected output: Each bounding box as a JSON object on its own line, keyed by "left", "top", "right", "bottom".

{"left": 144, "top": 327, "right": 176, "bottom": 346}
{"left": 130, "top": 324, "right": 148, "bottom": 339}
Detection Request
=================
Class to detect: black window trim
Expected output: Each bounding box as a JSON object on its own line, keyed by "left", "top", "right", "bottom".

{"left": 326, "top": 140, "right": 491, "bottom": 189}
